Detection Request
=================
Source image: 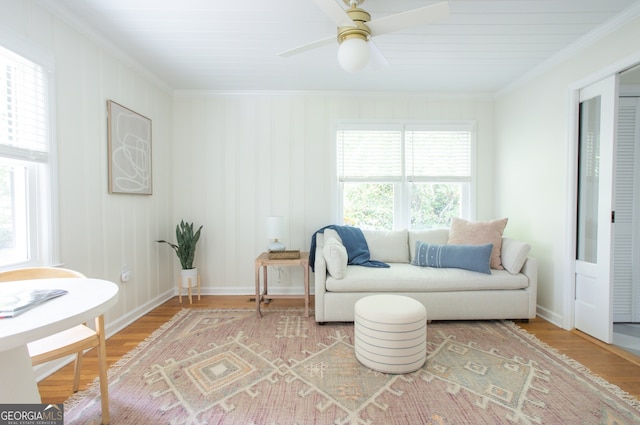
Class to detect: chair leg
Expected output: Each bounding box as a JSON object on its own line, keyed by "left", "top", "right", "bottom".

{"left": 95, "top": 315, "right": 110, "bottom": 425}
{"left": 72, "top": 352, "right": 83, "bottom": 392}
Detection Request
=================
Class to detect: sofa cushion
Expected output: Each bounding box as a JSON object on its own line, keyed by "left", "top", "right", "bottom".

{"left": 363, "top": 229, "right": 409, "bottom": 263}
{"left": 323, "top": 237, "right": 348, "bottom": 279}
{"left": 325, "top": 263, "right": 528, "bottom": 292}
{"left": 411, "top": 241, "right": 492, "bottom": 274}
{"left": 501, "top": 238, "right": 531, "bottom": 274}
{"left": 448, "top": 217, "right": 508, "bottom": 269}
{"left": 409, "top": 229, "right": 449, "bottom": 261}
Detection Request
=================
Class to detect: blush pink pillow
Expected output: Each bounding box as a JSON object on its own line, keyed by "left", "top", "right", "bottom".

{"left": 447, "top": 217, "right": 508, "bottom": 269}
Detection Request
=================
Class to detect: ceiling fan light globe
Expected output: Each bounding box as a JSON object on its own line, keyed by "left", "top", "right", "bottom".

{"left": 337, "top": 37, "right": 370, "bottom": 72}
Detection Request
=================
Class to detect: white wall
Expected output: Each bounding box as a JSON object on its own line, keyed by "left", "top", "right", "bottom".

{"left": 494, "top": 15, "right": 640, "bottom": 327}
{"left": 0, "top": 1, "right": 176, "bottom": 340}
{"left": 6, "top": 0, "right": 637, "bottom": 353}
{"left": 173, "top": 93, "right": 496, "bottom": 294}
{"left": 0, "top": 1, "right": 498, "bottom": 333}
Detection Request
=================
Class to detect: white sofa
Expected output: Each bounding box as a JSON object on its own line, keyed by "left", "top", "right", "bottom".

{"left": 312, "top": 227, "right": 537, "bottom": 323}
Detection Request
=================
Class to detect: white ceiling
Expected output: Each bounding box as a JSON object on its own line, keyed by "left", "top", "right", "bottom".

{"left": 39, "top": 0, "right": 640, "bottom": 93}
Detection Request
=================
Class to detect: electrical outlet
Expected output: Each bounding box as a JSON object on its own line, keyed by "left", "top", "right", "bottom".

{"left": 120, "top": 264, "right": 131, "bottom": 283}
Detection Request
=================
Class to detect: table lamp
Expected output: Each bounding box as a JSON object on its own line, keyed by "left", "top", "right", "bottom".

{"left": 266, "top": 216, "right": 286, "bottom": 251}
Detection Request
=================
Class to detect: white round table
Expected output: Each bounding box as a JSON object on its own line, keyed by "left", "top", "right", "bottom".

{"left": 0, "top": 278, "right": 119, "bottom": 403}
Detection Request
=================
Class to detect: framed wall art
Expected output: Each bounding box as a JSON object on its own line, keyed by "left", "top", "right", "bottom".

{"left": 107, "top": 100, "right": 152, "bottom": 195}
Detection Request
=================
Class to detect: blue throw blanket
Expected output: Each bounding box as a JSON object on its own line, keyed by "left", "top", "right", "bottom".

{"left": 309, "top": 225, "right": 389, "bottom": 271}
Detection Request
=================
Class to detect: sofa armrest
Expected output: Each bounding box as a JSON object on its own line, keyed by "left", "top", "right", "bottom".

{"left": 520, "top": 256, "right": 538, "bottom": 318}
{"left": 314, "top": 232, "right": 328, "bottom": 322}
{"left": 501, "top": 237, "right": 531, "bottom": 274}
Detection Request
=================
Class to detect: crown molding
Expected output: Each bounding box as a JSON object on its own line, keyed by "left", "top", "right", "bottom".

{"left": 173, "top": 89, "right": 495, "bottom": 101}
{"left": 35, "top": 0, "right": 173, "bottom": 95}
{"left": 495, "top": 2, "right": 640, "bottom": 98}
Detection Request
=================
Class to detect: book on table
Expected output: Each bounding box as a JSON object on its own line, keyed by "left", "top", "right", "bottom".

{"left": 268, "top": 250, "right": 301, "bottom": 259}
{"left": 0, "top": 288, "right": 68, "bottom": 318}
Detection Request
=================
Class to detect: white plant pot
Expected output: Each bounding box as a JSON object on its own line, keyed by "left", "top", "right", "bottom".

{"left": 180, "top": 268, "right": 198, "bottom": 289}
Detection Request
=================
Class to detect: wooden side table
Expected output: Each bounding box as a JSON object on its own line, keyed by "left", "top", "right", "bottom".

{"left": 255, "top": 251, "right": 310, "bottom": 318}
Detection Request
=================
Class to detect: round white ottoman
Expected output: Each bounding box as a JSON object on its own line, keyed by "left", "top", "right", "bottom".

{"left": 354, "top": 294, "right": 427, "bottom": 374}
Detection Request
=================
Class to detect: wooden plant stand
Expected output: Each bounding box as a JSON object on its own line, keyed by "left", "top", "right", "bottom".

{"left": 178, "top": 273, "right": 201, "bottom": 304}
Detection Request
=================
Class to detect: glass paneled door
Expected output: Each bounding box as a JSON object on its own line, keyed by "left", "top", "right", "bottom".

{"left": 575, "top": 74, "right": 618, "bottom": 343}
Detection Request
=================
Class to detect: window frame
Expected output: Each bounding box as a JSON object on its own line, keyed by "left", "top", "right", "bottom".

{"left": 0, "top": 31, "right": 58, "bottom": 270}
{"left": 334, "top": 121, "right": 477, "bottom": 230}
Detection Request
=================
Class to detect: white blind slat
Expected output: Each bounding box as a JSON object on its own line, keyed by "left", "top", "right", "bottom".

{"left": 337, "top": 130, "right": 402, "bottom": 179}
{"left": 337, "top": 126, "right": 472, "bottom": 181}
{"left": 406, "top": 130, "right": 470, "bottom": 178}
{"left": 0, "top": 45, "right": 49, "bottom": 157}
{"left": 612, "top": 98, "right": 638, "bottom": 321}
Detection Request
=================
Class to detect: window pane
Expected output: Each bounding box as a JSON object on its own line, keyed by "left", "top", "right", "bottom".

{"left": 335, "top": 123, "right": 475, "bottom": 230}
{"left": 406, "top": 130, "right": 470, "bottom": 178}
{"left": 343, "top": 182, "right": 393, "bottom": 230}
{"left": 337, "top": 130, "right": 402, "bottom": 179}
{"left": 577, "top": 96, "right": 601, "bottom": 263}
{"left": 0, "top": 42, "right": 51, "bottom": 269}
{"left": 410, "top": 182, "right": 461, "bottom": 229}
{"left": 0, "top": 45, "right": 49, "bottom": 154}
{"left": 0, "top": 160, "right": 29, "bottom": 267}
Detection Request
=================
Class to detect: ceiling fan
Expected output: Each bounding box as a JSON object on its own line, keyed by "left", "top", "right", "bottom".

{"left": 279, "top": 0, "right": 450, "bottom": 72}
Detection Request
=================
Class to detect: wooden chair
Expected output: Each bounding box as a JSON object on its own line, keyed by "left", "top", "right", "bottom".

{"left": 0, "top": 267, "right": 110, "bottom": 424}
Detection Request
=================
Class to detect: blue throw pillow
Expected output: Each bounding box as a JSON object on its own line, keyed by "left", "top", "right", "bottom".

{"left": 411, "top": 241, "right": 493, "bottom": 274}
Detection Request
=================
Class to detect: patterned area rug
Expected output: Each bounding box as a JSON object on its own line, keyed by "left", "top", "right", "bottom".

{"left": 65, "top": 309, "right": 640, "bottom": 424}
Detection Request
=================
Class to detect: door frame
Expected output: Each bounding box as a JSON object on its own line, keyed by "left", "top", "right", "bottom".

{"left": 564, "top": 53, "right": 640, "bottom": 332}
{"left": 574, "top": 76, "right": 618, "bottom": 343}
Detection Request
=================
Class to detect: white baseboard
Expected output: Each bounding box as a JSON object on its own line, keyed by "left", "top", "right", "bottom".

{"left": 536, "top": 305, "right": 565, "bottom": 329}
{"left": 34, "top": 288, "right": 175, "bottom": 382}
{"left": 43, "top": 288, "right": 553, "bottom": 383}
{"left": 106, "top": 288, "right": 175, "bottom": 337}
{"left": 195, "top": 286, "right": 311, "bottom": 296}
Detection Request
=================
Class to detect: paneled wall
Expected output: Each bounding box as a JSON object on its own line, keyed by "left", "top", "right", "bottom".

{"left": 3, "top": 0, "right": 640, "bottom": 350}
{"left": 494, "top": 15, "right": 640, "bottom": 328}
{"left": 2, "top": 2, "right": 497, "bottom": 335}
{"left": 0, "top": 1, "right": 175, "bottom": 343}
{"left": 173, "top": 93, "right": 496, "bottom": 294}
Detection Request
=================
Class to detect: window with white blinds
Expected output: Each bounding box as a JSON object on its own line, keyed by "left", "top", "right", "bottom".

{"left": 0, "top": 42, "right": 54, "bottom": 269}
{"left": 405, "top": 129, "right": 471, "bottom": 181}
{"left": 337, "top": 129, "right": 402, "bottom": 180}
{"left": 336, "top": 122, "right": 475, "bottom": 230}
{"left": 0, "top": 46, "right": 49, "bottom": 161}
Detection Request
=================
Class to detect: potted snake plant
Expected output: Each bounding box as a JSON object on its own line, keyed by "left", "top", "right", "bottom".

{"left": 157, "top": 220, "right": 203, "bottom": 288}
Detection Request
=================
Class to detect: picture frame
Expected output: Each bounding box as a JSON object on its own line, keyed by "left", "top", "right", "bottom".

{"left": 107, "top": 100, "right": 152, "bottom": 195}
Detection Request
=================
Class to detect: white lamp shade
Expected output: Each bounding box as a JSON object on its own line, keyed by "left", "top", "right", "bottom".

{"left": 266, "top": 216, "right": 284, "bottom": 239}
{"left": 338, "top": 37, "right": 370, "bottom": 73}
{"left": 266, "top": 216, "right": 286, "bottom": 251}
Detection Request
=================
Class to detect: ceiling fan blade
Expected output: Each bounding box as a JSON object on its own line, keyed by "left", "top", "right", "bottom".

{"left": 368, "top": 1, "right": 449, "bottom": 36}
{"left": 367, "top": 40, "right": 389, "bottom": 70}
{"left": 278, "top": 35, "right": 336, "bottom": 57}
{"left": 311, "top": 0, "right": 356, "bottom": 28}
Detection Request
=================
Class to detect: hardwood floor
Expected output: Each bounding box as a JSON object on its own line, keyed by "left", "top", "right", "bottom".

{"left": 37, "top": 296, "right": 640, "bottom": 404}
